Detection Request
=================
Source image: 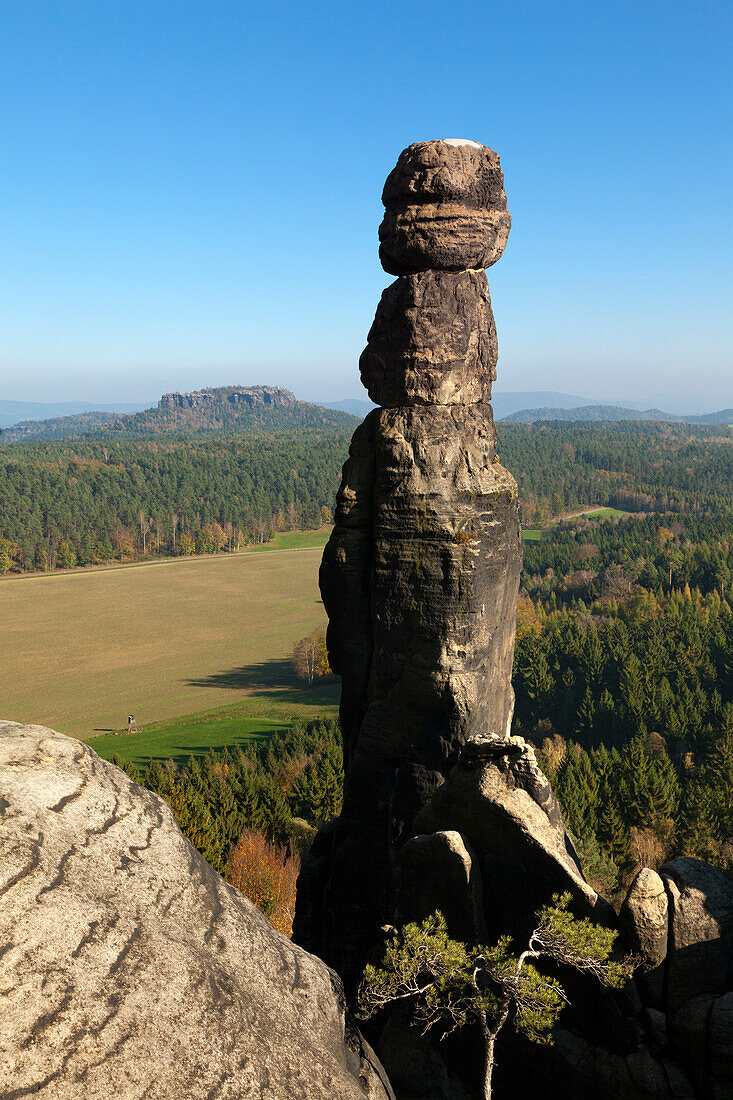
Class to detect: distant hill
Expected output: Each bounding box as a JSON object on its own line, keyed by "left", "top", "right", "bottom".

{"left": 501, "top": 404, "right": 733, "bottom": 425}
{"left": 320, "top": 398, "right": 376, "bottom": 418}
{"left": 1, "top": 385, "right": 358, "bottom": 441}
{"left": 2, "top": 409, "right": 124, "bottom": 441}
{"left": 0, "top": 399, "right": 148, "bottom": 430}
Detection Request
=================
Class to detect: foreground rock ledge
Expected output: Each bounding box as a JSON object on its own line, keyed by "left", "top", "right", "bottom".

{"left": 0, "top": 721, "right": 393, "bottom": 1100}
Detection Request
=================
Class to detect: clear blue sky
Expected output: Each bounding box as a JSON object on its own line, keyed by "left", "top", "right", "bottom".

{"left": 1, "top": 0, "right": 731, "bottom": 407}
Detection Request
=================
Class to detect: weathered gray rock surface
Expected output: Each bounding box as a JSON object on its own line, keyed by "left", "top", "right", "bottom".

{"left": 379, "top": 140, "right": 511, "bottom": 275}
{"left": 0, "top": 721, "right": 393, "bottom": 1100}
{"left": 360, "top": 271, "right": 497, "bottom": 407}
{"left": 295, "top": 140, "right": 521, "bottom": 995}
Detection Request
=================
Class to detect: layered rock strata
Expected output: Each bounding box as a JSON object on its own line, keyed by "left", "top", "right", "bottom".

{"left": 0, "top": 721, "right": 393, "bottom": 1100}
{"left": 294, "top": 140, "right": 522, "bottom": 988}
{"left": 294, "top": 140, "right": 733, "bottom": 1099}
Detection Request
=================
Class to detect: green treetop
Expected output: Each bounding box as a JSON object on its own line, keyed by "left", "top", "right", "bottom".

{"left": 358, "top": 893, "right": 631, "bottom": 1100}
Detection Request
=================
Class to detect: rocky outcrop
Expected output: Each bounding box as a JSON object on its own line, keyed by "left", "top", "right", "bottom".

{"left": 159, "top": 385, "right": 296, "bottom": 410}
{"left": 294, "top": 139, "right": 522, "bottom": 993}
{"left": 0, "top": 721, "right": 393, "bottom": 1100}
{"left": 413, "top": 735, "right": 613, "bottom": 942}
{"left": 378, "top": 140, "right": 511, "bottom": 275}
{"left": 620, "top": 868, "right": 668, "bottom": 1007}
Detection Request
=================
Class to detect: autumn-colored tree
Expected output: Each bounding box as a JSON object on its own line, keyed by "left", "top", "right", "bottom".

{"left": 57, "top": 540, "right": 77, "bottom": 570}
{"left": 228, "top": 829, "right": 300, "bottom": 936}
{"left": 111, "top": 525, "right": 135, "bottom": 561}
{"left": 198, "top": 522, "right": 228, "bottom": 554}
{"left": 0, "top": 537, "right": 19, "bottom": 574}
{"left": 178, "top": 532, "right": 196, "bottom": 555}
{"left": 293, "top": 625, "right": 330, "bottom": 685}
{"left": 515, "top": 595, "right": 541, "bottom": 640}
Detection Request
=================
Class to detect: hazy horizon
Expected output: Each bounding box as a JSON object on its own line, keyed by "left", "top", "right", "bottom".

{"left": 1, "top": 2, "right": 730, "bottom": 406}
{"left": 1, "top": 387, "right": 730, "bottom": 421}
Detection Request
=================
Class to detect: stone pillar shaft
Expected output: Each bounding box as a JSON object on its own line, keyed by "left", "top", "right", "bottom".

{"left": 295, "top": 139, "right": 522, "bottom": 989}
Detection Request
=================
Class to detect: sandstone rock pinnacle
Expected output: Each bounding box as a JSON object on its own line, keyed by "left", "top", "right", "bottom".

{"left": 294, "top": 140, "right": 522, "bottom": 995}
{"left": 379, "top": 139, "right": 511, "bottom": 275}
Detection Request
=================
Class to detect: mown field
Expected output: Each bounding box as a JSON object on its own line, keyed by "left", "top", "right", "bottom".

{"left": 0, "top": 546, "right": 336, "bottom": 740}
{"left": 522, "top": 506, "right": 630, "bottom": 540}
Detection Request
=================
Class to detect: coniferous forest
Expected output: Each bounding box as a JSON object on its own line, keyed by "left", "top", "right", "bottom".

{"left": 0, "top": 420, "right": 731, "bottom": 574}
{"left": 17, "top": 418, "right": 716, "bottom": 912}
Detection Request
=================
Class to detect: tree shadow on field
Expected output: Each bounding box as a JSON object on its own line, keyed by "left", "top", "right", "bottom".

{"left": 184, "top": 658, "right": 339, "bottom": 708}
{"left": 185, "top": 657, "right": 293, "bottom": 691}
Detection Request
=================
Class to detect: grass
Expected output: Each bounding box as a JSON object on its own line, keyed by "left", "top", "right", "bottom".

{"left": 245, "top": 529, "right": 331, "bottom": 552}
{"left": 88, "top": 712, "right": 282, "bottom": 765}
{"left": 579, "top": 507, "right": 630, "bottom": 520}
{"left": 0, "top": 546, "right": 337, "bottom": 739}
{"left": 522, "top": 506, "right": 631, "bottom": 541}
{"left": 87, "top": 683, "right": 340, "bottom": 765}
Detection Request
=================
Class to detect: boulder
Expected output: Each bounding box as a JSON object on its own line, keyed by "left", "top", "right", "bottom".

{"left": 661, "top": 857, "right": 733, "bottom": 1011}
{"left": 359, "top": 270, "right": 497, "bottom": 407}
{"left": 378, "top": 139, "right": 511, "bottom": 274}
{"left": 415, "top": 735, "right": 612, "bottom": 942}
{"left": 0, "top": 721, "right": 394, "bottom": 1100}
{"left": 396, "top": 830, "right": 487, "bottom": 945}
{"left": 620, "top": 869, "right": 668, "bottom": 1007}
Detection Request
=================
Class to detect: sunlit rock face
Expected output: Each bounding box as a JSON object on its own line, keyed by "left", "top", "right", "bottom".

{"left": 378, "top": 139, "right": 511, "bottom": 275}
{"left": 0, "top": 722, "right": 394, "bottom": 1100}
{"left": 294, "top": 140, "right": 522, "bottom": 994}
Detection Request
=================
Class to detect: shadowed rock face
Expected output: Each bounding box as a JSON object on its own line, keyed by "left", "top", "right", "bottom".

{"left": 0, "top": 722, "right": 393, "bottom": 1100}
{"left": 294, "top": 139, "right": 522, "bottom": 995}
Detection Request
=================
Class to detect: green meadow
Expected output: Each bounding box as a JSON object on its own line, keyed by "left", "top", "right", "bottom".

{"left": 522, "top": 505, "right": 630, "bottom": 541}
{"left": 0, "top": 545, "right": 335, "bottom": 741}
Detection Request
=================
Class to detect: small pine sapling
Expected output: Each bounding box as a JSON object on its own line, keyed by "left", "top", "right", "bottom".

{"left": 358, "top": 892, "right": 632, "bottom": 1100}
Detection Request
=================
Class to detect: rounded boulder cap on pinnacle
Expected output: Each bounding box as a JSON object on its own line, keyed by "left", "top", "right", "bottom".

{"left": 378, "top": 138, "right": 511, "bottom": 275}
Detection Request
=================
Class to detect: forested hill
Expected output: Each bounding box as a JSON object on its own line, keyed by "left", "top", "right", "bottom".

{"left": 502, "top": 403, "right": 733, "bottom": 424}
{"left": 0, "top": 418, "right": 731, "bottom": 576}
{"left": 499, "top": 420, "right": 733, "bottom": 522}
{"left": 0, "top": 429, "right": 353, "bottom": 571}
{"left": 1, "top": 385, "right": 357, "bottom": 442}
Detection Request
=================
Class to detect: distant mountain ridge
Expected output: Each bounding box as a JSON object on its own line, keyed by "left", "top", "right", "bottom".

{"left": 502, "top": 403, "right": 733, "bottom": 425}
{"left": 319, "top": 398, "right": 376, "bottom": 418}
{"left": 3, "top": 387, "right": 731, "bottom": 440}
{"left": 0, "top": 385, "right": 357, "bottom": 442}
{"left": 0, "top": 399, "right": 147, "bottom": 430}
